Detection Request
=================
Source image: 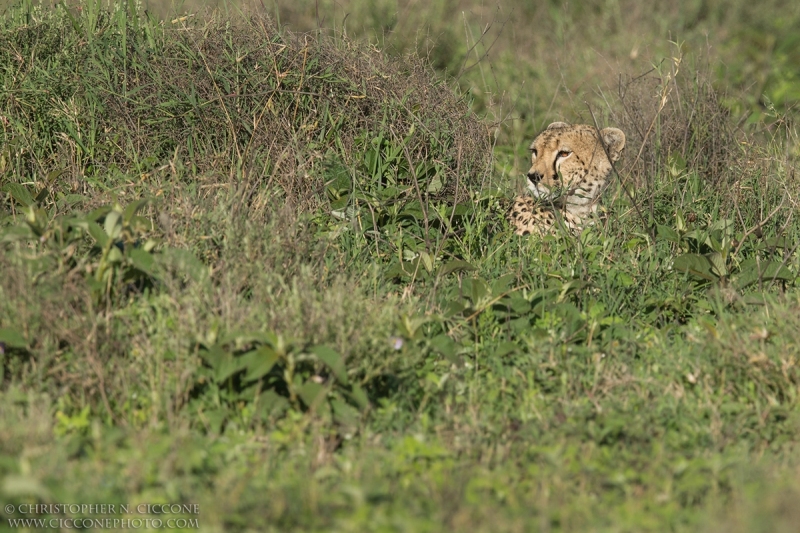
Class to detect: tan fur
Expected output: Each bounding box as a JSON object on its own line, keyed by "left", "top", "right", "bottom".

{"left": 508, "top": 122, "right": 626, "bottom": 236}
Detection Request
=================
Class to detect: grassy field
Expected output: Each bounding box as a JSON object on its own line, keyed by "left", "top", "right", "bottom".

{"left": 1, "top": 0, "right": 800, "bottom": 531}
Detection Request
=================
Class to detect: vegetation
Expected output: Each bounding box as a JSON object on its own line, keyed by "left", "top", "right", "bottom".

{"left": 1, "top": 0, "right": 799, "bottom": 531}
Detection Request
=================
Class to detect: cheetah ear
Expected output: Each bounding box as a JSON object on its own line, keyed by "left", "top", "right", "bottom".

{"left": 546, "top": 121, "right": 570, "bottom": 130}
{"left": 600, "top": 127, "right": 626, "bottom": 161}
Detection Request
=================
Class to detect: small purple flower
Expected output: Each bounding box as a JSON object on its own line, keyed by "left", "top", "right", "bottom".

{"left": 0, "top": 342, "right": 5, "bottom": 355}
{"left": 390, "top": 337, "right": 404, "bottom": 350}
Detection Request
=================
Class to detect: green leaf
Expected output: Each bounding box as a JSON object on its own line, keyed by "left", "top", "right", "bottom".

{"left": 672, "top": 253, "right": 718, "bottom": 281}
{"left": 33, "top": 188, "right": 49, "bottom": 205}
{"left": 465, "top": 277, "right": 488, "bottom": 303}
{"left": 447, "top": 203, "right": 474, "bottom": 217}
{"left": 240, "top": 345, "right": 281, "bottom": 382}
{"left": 736, "top": 260, "right": 796, "bottom": 289}
{"left": 348, "top": 383, "right": 370, "bottom": 410}
{"left": 493, "top": 342, "right": 518, "bottom": 357}
{"left": 441, "top": 260, "right": 477, "bottom": 276}
{"left": 86, "top": 206, "right": 113, "bottom": 222}
{"left": 104, "top": 210, "right": 123, "bottom": 240}
{"left": 106, "top": 246, "right": 124, "bottom": 264}
{"left": 128, "top": 248, "right": 156, "bottom": 276}
{"left": 419, "top": 251, "right": 434, "bottom": 273}
{"left": 742, "top": 293, "right": 769, "bottom": 306}
{"left": 757, "top": 237, "right": 790, "bottom": 250}
{"left": 429, "top": 334, "right": 456, "bottom": 359}
{"left": 442, "top": 299, "right": 467, "bottom": 319}
{"left": 122, "top": 199, "right": 149, "bottom": 224}
{"left": 400, "top": 202, "right": 424, "bottom": 220}
{"left": 199, "top": 345, "right": 244, "bottom": 383}
{"left": 311, "top": 345, "right": 349, "bottom": 385}
{"left": 297, "top": 380, "right": 326, "bottom": 409}
{"left": 3, "top": 183, "right": 34, "bottom": 207}
{"left": 331, "top": 397, "right": 360, "bottom": 431}
{"left": 504, "top": 293, "right": 531, "bottom": 314}
{"left": 214, "top": 354, "right": 245, "bottom": 383}
{"left": 657, "top": 224, "right": 681, "bottom": 243}
{"left": 491, "top": 273, "right": 516, "bottom": 296}
{"left": 707, "top": 252, "right": 728, "bottom": 278}
{"left": 0, "top": 328, "right": 27, "bottom": 348}
{"left": 79, "top": 220, "right": 110, "bottom": 247}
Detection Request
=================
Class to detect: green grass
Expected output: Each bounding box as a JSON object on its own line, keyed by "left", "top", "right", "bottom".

{"left": 1, "top": 1, "right": 800, "bottom": 531}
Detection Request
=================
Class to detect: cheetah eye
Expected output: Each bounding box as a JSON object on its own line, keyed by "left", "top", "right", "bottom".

{"left": 557, "top": 150, "right": 572, "bottom": 159}
{"left": 530, "top": 149, "right": 537, "bottom": 158}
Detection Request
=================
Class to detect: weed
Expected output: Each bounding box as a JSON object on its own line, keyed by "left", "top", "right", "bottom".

{"left": 1, "top": 1, "right": 799, "bottom": 532}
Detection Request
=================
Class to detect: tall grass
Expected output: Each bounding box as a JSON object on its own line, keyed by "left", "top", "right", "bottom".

{"left": 1, "top": 1, "right": 799, "bottom": 531}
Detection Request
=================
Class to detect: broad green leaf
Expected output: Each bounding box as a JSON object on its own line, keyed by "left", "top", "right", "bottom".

{"left": 447, "top": 203, "right": 474, "bottom": 217}
{"left": 491, "top": 273, "right": 516, "bottom": 296}
{"left": 400, "top": 202, "right": 424, "bottom": 220}
{"left": 557, "top": 280, "right": 585, "bottom": 302}
{"left": 331, "top": 397, "right": 360, "bottom": 431}
{"left": 257, "top": 390, "right": 290, "bottom": 419}
{"left": 429, "top": 334, "right": 456, "bottom": 359}
{"left": 440, "top": 260, "right": 477, "bottom": 276}
{"left": 3, "top": 183, "right": 34, "bottom": 207}
{"left": 104, "top": 210, "right": 122, "bottom": 240}
{"left": 83, "top": 220, "right": 108, "bottom": 248}
{"left": 492, "top": 342, "right": 518, "bottom": 357}
{"left": 613, "top": 271, "right": 635, "bottom": 288}
{"left": 86, "top": 206, "right": 113, "bottom": 222}
{"left": 657, "top": 224, "right": 681, "bottom": 243}
{"left": 107, "top": 246, "right": 123, "bottom": 264}
{"left": 757, "top": 237, "right": 790, "bottom": 250}
{"left": 198, "top": 344, "right": 241, "bottom": 381}
{"left": 442, "top": 299, "right": 467, "bottom": 319}
{"left": 143, "top": 239, "right": 158, "bottom": 253}
{"left": 736, "top": 260, "right": 796, "bottom": 289}
{"left": 466, "top": 277, "right": 488, "bottom": 303}
{"left": 504, "top": 293, "right": 531, "bottom": 314}
{"left": 311, "top": 345, "right": 348, "bottom": 385}
{"left": 0, "top": 328, "right": 27, "bottom": 348}
{"left": 419, "top": 251, "right": 434, "bottom": 273}
{"left": 213, "top": 354, "right": 245, "bottom": 383}
{"left": 707, "top": 252, "right": 728, "bottom": 278}
{"left": 348, "top": 383, "right": 369, "bottom": 410}
{"left": 297, "top": 380, "right": 326, "bottom": 409}
{"left": 34, "top": 188, "right": 50, "bottom": 206}
{"left": 672, "top": 253, "right": 717, "bottom": 281}
{"left": 240, "top": 345, "right": 281, "bottom": 382}
{"left": 123, "top": 199, "right": 149, "bottom": 224}
{"left": 128, "top": 248, "right": 156, "bottom": 276}
{"left": 426, "top": 176, "right": 443, "bottom": 194}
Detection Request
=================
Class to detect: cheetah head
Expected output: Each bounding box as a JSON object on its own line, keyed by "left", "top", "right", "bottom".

{"left": 526, "top": 122, "right": 626, "bottom": 212}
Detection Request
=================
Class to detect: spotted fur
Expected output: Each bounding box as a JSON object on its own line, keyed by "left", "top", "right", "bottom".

{"left": 508, "top": 122, "right": 626, "bottom": 236}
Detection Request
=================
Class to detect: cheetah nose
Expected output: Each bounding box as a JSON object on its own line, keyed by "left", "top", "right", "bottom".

{"left": 527, "top": 171, "right": 542, "bottom": 184}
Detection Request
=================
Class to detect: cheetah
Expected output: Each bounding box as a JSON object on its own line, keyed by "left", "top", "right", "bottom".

{"left": 508, "top": 122, "right": 626, "bottom": 236}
